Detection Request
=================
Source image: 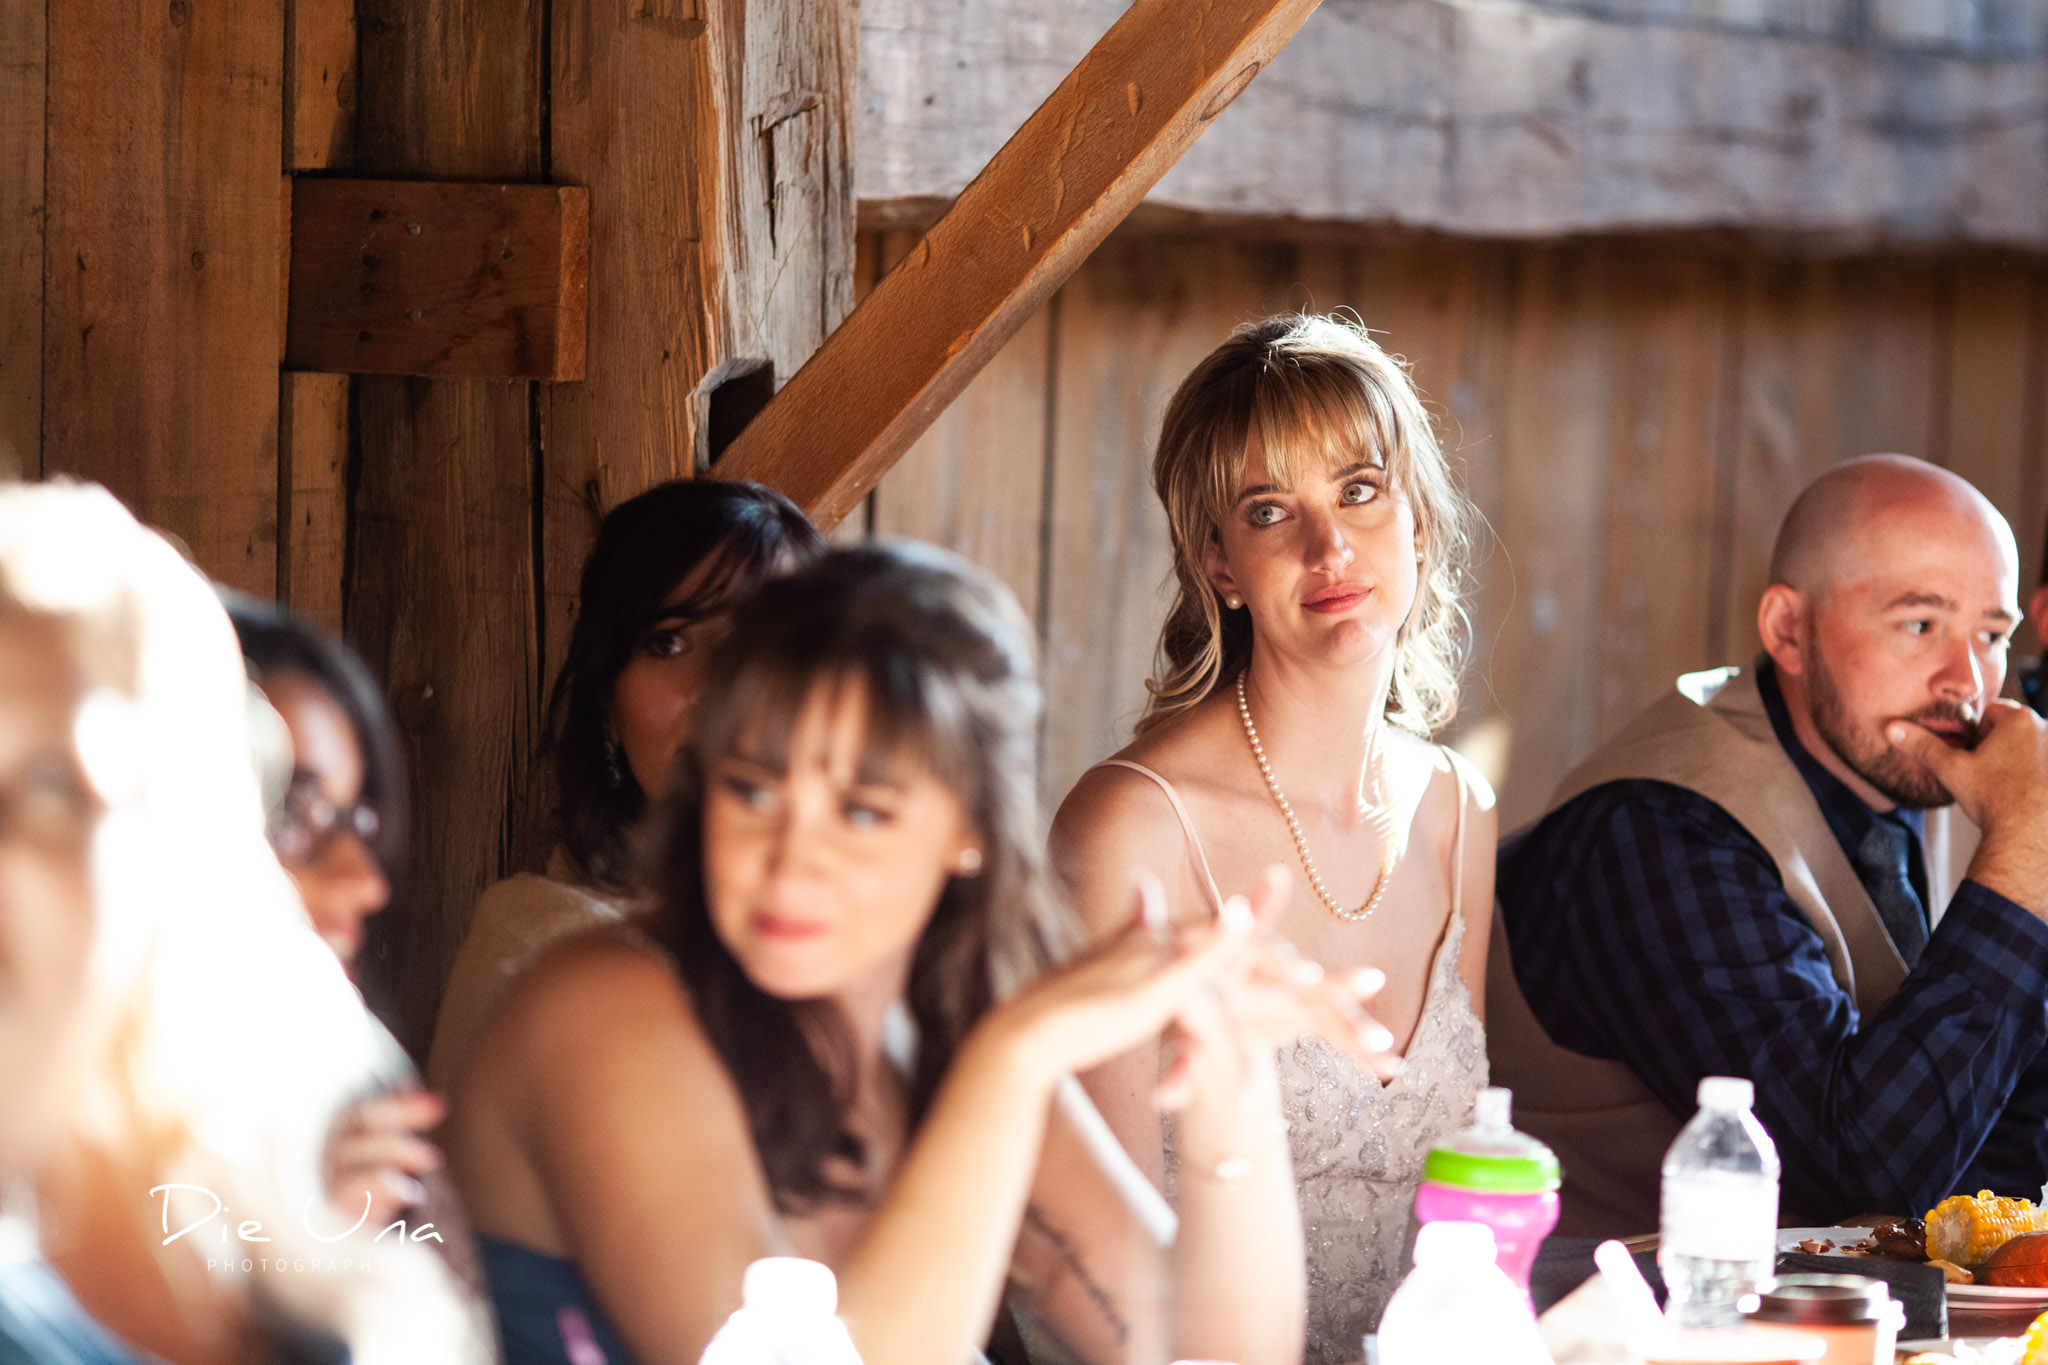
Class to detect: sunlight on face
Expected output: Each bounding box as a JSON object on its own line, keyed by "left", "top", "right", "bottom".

{"left": 1805, "top": 496, "right": 2020, "bottom": 808}
{"left": 701, "top": 678, "right": 979, "bottom": 1003}
{"left": 1207, "top": 429, "right": 1421, "bottom": 668}
{"left": 0, "top": 614, "right": 100, "bottom": 1172}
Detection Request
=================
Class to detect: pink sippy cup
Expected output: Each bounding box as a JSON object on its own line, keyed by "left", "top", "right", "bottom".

{"left": 1412, "top": 1086, "right": 1562, "bottom": 1301}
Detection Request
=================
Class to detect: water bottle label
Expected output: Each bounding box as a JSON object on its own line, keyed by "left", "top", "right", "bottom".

{"left": 1660, "top": 1179, "right": 1777, "bottom": 1261}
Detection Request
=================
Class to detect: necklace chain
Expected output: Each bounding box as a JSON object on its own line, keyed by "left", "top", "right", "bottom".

{"left": 1235, "top": 671, "right": 1397, "bottom": 923}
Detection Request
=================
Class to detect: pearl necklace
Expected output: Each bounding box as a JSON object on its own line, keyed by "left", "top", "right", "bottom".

{"left": 1235, "top": 671, "right": 1398, "bottom": 923}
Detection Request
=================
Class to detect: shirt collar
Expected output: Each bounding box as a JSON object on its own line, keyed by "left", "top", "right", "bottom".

{"left": 1753, "top": 655, "right": 1927, "bottom": 867}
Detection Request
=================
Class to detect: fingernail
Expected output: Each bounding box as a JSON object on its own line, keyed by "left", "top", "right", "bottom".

{"left": 1356, "top": 967, "right": 1386, "bottom": 994}
{"left": 1219, "top": 894, "right": 1254, "bottom": 936}
{"left": 1293, "top": 959, "right": 1325, "bottom": 986}
{"left": 1887, "top": 723, "right": 1907, "bottom": 743}
{"left": 1384, "top": 1056, "right": 1406, "bottom": 1077}
{"left": 1367, "top": 1026, "right": 1395, "bottom": 1052}
{"left": 396, "top": 1175, "right": 427, "bottom": 1206}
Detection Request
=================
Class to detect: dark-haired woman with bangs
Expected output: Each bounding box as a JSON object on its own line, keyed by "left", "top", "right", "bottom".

{"left": 443, "top": 541, "right": 1400, "bottom": 1365}
{"left": 429, "top": 479, "right": 822, "bottom": 1091}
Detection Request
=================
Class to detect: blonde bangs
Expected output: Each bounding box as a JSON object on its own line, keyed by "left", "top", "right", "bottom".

{"left": 1144, "top": 313, "right": 1473, "bottom": 735}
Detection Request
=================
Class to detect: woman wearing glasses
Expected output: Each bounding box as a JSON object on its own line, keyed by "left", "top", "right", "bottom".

{"left": 228, "top": 595, "right": 404, "bottom": 972}
{"left": 229, "top": 597, "right": 466, "bottom": 1244}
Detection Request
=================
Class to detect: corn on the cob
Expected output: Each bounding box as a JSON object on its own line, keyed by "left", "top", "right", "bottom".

{"left": 1925, "top": 1190, "right": 2048, "bottom": 1269}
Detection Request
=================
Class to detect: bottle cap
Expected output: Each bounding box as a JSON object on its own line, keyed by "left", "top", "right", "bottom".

{"left": 1412, "top": 1219, "right": 1497, "bottom": 1265}
{"left": 1420, "top": 1087, "right": 1562, "bottom": 1193}
{"left": 741, "top": 1257, "right": 839, "bottom": 1313}
{"left": 1697, "top": 1076, "right": 1755, "bottom": 1111}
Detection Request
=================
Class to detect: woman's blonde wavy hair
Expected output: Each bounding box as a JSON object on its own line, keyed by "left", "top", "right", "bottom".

{"left": 1140, "top": 314, "right": 1473, "bottom": 737}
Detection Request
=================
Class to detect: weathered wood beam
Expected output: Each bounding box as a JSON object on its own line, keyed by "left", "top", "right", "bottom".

{"left": 859, "top": 0, "right": 2048, "bottom": 250}
{"left": 286, "top": 179, "right": 589, "bottom": 381}
{"left": 286, "top": 0, "right": 355, "bottom": 171}
{"left": 0, "top": 0, "right": 42, "bottom": 479}
{"left": 715, "top": 0, "right": 1320, "bottom": 529}
{"left": 542, "top": 0, "right": 855, "bottom": 688}
{"left": 42, "top": 0, "right": 283, "bottom": 593}
{"left": 350, "top": 0, "right": 547, "bottom": 1059}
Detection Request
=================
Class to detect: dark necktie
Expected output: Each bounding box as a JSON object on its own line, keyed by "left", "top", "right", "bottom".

{"left": 1851, "top": 819, "right": 1929, "bottom": 968}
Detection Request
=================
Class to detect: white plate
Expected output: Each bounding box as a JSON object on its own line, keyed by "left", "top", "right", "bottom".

{"left": 1948, "top": 1283, "right": 2048, "bottom": 1309}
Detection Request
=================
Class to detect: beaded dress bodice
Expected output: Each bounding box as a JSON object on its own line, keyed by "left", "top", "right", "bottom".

{"left": 1097, "top": 752, "right": 1488, "bottom": 1365}
{"left": 1274, "top": 909, "right": 1485, "bottom": 1363}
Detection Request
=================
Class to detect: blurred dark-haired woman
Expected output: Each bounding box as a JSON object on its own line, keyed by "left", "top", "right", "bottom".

{"left": 444, "top": 542, "right": 1400, "bottom": 1365}
{"left": 428, "top": 479, "right": 822, "bottom": 1090}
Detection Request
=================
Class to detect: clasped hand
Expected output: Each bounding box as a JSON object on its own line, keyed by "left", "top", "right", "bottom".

{"left": 995, "top": 866, "right": 1401, "bottom": 1110}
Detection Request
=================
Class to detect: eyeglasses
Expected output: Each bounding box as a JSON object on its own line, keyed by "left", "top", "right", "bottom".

{"left": 269, "top": 773, "right": 381, "bottom": 869}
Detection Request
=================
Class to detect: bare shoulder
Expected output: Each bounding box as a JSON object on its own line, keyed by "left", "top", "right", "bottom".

{"left": 1049, "top": 706, "right": 1239, "bottom": 937}
{"left": 475, "top": 927, "right": 715, "bottom": 1089}
{"left": 1386, "top": 730, "right": 1497, "bottom": 830}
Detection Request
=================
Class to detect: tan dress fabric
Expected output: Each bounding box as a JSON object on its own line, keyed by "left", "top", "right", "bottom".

{"left": 426, "top": 852, "right": 643, "bottom": 1093}
{"left": 1095, "top": 751, "right": 1488, "bottom": 1363}
{"left": 1486, "top": 665, "right": 1974, "bottom": 1238}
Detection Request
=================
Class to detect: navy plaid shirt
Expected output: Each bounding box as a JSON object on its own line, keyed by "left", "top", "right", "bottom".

{"left": 1499, "top": 661, "right": 2048, "bottom": 1219}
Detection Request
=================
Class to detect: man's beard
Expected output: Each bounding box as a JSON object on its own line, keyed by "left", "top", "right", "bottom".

{"left": 1806, "top": 651, "right": 1974, "bottom": 810}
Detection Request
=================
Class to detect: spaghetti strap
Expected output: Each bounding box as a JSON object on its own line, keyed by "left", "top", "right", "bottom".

{"left": 1090, "top": 759, "right": 1228, "bottom": 915}
{"left": 1442, "top": 746, "right": 1472, "bottom": 920}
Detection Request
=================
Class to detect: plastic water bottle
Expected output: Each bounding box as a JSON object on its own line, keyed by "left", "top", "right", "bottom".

{"left": 1659, "top": 1076, "right": 1781, "bottom": 1329}
{"left": 699, "top": 1258, "right": 863, "bottom": 1365}
{"left": 1413, "top": 1087, "right": 1562, "bottom": 1302}
{"left": 1375, "top": 1221, "right": 1554, "bottom": 1365}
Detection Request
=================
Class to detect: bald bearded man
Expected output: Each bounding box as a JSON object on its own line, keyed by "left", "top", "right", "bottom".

{"left": 1492, "top": 455, "right": 2048, "bottom": 1236}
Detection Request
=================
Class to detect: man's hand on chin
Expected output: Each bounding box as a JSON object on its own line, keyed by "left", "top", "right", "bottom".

{"left": 1890, "top": 702, "right": 2048, "bottom": 917}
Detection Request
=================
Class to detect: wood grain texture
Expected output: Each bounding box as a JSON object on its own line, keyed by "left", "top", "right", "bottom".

{"left": 280, "top": 371, "right": 351, "bottom": 635}
{"left": 287, "top": 0, "right": 356, "bottom": 170}
{"left": 718, "top": 0, "right": 1326, "bottom": 529}
{"left": 0, "top": 0, "right": 42, "bottom": 479}
{"left": 350, "top": 377, "right": 541, "bottom": 1050}
{"left": 542, "top": 0, "right": 857, "bottom": 688}
{"left": 350, "top": 0, "right": 547, "bottom": 1058}
{"left": 859, "top": 0, "right": 2048, "bottom": 248}
{"left": 287, "top": 179, "right": 589, "bottom": 380}
{"left": 41, "top": 0, "right": 283, "bottom": 593}
{"left": 1039, "top": 236, "right": 1273, "bottom": 808}
{"left": 869, "top": 230, "right": 1052, "bottom": 622}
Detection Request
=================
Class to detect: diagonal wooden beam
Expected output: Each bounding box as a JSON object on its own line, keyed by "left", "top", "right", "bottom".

{"left": 714, "top": 0, "right": 1322, "bottom": 528}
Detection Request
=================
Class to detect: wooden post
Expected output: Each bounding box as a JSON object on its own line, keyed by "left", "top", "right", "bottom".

{"left": 348, "top": 0, "right": 548, "bottom": 1056}
{"left": 543, "top": 0, "right": 856, "bottom": 686}
{"left": 0, "top": 0, "right": 42, "bottom": 480}
{"left": 716, "top": 0, "right": 1323, "bottom": 529}
{"left": 41, "top": 0, "right": 284, "bottom": 592}
{"left": 348, "top": 0, "right": 856, "bottom": 1056}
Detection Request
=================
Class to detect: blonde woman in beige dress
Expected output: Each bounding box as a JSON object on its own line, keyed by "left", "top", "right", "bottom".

{"left": 1052, "top": 315, "right": 1496, "bottom": 1364}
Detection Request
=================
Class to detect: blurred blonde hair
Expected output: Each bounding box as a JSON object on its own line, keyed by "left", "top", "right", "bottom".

{"left": 0, "top": 482, "right": 479, "bottom": 1363}
{"left": 1141, "top": 314, "right": 1473, "bottom": 736}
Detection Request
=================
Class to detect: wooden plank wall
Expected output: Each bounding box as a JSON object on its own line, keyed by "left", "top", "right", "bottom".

{"left": 859, "top": 228, "right": 2048, "bottom": 832}
{"left": 38, "top": 0, "right": 284, "bottom": 595}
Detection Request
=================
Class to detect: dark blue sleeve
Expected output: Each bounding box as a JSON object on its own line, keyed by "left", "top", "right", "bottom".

{"left": 1500, "top": 780, "right": 2048, "bottom": 1219}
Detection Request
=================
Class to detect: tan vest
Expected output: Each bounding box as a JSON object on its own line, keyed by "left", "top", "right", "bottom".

{"left": 1486, "top": 666, "right": 1977, "bottom": 1237}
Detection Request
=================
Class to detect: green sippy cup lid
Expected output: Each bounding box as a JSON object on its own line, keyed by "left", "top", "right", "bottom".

{"left": 1421, "top": 1087, "right": 1562, "bottom": 1194}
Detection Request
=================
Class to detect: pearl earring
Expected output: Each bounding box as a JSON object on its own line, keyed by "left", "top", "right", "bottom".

{"left": 1224, "top": 593, "right": 1244, "bottom": 611}
{"left": 957, "top": 848, "right": 984, "bottom": 876}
